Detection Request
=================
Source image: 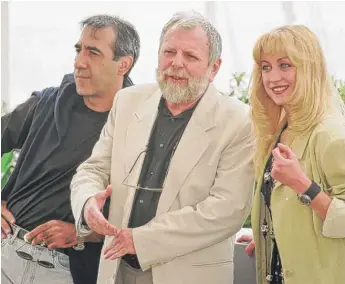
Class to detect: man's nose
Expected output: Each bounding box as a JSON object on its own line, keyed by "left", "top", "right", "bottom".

{"left": 171, "top": 53, "right": 184, "bottom": 69}
{"left": 74, "top": 52, "right": 88, "bottom": 70}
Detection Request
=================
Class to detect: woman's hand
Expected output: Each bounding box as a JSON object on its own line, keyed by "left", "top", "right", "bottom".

{"left": 271, "top": 143, "right": 311, "bottom": 194}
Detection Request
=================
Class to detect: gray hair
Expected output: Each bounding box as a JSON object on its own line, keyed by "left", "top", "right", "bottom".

{"left": 159, "top": 11, "right": 222, "bottom": 64}
{"left": 80, "top": 14, "right": 140, "bottom": 76}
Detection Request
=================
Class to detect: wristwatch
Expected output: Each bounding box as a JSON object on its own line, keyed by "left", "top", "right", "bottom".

{"left": 297, "top": 181, "right": 321, "bottom": 206}
{"left": 73, "top": 214, "right": 93, "bottom": 251}
{"left": 73, "top": 235, "right": 86, "bottom": 251}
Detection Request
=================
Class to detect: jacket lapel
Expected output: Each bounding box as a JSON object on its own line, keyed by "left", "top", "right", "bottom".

{"left": 122, "top": 89, "right": 162, "bottom": 226}
{"left": 156, "top": 83, "right": 218, "bottom": 214}
{"left": 125, "top": 90, "right": 162, "bottom": 175}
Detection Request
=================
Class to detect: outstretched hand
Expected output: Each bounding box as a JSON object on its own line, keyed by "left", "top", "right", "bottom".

{"left": 84, "top": 185, "right": 118, "bottom": 236}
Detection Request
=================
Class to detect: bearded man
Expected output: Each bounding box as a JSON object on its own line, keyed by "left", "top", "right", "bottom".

{"left": 70, "top": 11, "right": 255, "bottom": 284}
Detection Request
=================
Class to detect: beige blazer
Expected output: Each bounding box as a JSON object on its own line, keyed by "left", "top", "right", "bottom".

{"left": 70, "top": 83, "right": 255, "bottom": 284}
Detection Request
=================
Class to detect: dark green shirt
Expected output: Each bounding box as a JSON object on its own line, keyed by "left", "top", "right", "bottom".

{"left": 128, "top": 97, "right": 198, "bottom": 228}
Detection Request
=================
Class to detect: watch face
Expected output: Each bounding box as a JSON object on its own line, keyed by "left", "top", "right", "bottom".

{"left": 299, "top": 194, "right": 312, "bottom": 205}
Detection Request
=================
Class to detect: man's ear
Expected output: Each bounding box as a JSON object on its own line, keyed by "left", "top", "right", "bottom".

{"left": 208, "top": 58, "right": 222, "bottom": 82}
{"left": 117, "top": 56, "right": 134, "bottom": 76}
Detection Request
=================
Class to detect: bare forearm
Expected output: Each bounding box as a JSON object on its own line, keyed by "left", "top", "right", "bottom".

{"left": 309, "top": 191, "right": 332, "bottom": 220}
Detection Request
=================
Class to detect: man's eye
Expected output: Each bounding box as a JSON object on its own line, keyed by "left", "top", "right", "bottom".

{"left": 75, "top": 48, "right": 81, "bottom": 54}
{"left": 90, "top": 51, "right": 99, "bottom": 56}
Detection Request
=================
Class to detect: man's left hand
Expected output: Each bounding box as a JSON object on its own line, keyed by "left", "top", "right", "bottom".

{"left": 25, "top": 220, "right": 77, "bottom": 249}
{"left": 271, "top": 143, "right": 311, "bottom": 194}
{"left": 103, "top": 228, "right": 136, "bottom": 260}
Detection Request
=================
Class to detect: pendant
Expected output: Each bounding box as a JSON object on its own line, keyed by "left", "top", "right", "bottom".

{"left": 261, "top": 224, "right": 269, "bottom": 233}
{"left": 264, "top": 172, "right": 271, "bottom": 183}
{"left": 270, "top": 230, "right": 275, "bottom": 240}
{"left": 266, "top": 274, "right": 273, "bottom": 282}
{"left": 261, "top": 223, "right": 269, "bottom": 237}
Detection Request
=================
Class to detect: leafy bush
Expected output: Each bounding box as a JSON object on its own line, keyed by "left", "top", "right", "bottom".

{"left": 229, "top": 73, "right": 345, "bottom": 104}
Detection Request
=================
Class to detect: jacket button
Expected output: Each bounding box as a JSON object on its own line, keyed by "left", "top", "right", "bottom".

{"left": 284, "top": 269, "right": 293, "bottom": 278}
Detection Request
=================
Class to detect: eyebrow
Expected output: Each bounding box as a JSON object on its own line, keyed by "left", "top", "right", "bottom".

{"left": 277, "top": 57, "right": 289, "bottom": 61}
{"left": 74, "top": 43, "right": 103, "bottom": 55}
{"left": 260, "top": 57, "right": 290, "bottom": 64}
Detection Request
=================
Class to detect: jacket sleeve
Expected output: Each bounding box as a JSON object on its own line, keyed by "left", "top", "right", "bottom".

{"left": 1, "top": 94, "right": 39, "bottom": 155}
{"left": 321, "top": 137, "right": 345, "bottom": 238}
{"left": 133, "top": 117, "right": 255, "bottom": 271}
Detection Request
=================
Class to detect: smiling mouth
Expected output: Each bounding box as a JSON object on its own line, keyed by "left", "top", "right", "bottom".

{"left": 272, "top": 86, "right": 288, "bottom": 94}
{"left": 167, "top": 75, "right": 188, "bottom": 83}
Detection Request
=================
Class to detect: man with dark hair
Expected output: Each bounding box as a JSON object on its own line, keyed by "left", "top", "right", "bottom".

{"left": 1, "top": 14, "right": 140, "bottom": 284}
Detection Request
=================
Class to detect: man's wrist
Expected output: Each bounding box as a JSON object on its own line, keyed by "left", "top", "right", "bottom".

{"left": 73, "top": 214, "right": 93, "bottom": 251}
{"left": 81, "top": 200, "right": 89, "bottom": 226}
{"left": 77, "top": 201, "right": 93, "bottom": 236}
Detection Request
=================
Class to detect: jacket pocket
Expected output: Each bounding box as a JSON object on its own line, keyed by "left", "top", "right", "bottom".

{"left": 192, "top": 259, "right": 233, "bottom": 267}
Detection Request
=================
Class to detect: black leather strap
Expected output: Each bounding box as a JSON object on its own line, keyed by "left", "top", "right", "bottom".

{"left": 304, "top": 180, "right": 321, "bottom": 200}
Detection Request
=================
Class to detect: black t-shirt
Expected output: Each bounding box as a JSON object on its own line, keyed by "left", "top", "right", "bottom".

{"left": 1, "top": 75, "right": 109, "bottom": 231}
{"left": 1, "top": 74, "right": 133, "bottom": 284}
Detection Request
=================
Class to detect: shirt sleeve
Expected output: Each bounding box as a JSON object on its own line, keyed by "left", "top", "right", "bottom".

{"left": 321, "top": 138, "right": 345, "bottom": 238}
{"left": 1, "top": 94, "right": 39, "bottom": 155}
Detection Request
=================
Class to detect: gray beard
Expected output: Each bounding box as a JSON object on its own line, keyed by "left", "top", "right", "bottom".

{"left": 156, "top": 68, "right": 210, "bottom": 104}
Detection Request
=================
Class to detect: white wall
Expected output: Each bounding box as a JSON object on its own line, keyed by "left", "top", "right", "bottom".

{"left": 3, "top": 1, "right": 345, "bottom": 110}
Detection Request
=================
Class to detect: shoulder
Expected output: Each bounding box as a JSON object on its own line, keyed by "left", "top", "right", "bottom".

{"left": 213, "top": 92, "right": 251, "bottom": 131}
{"left": 31, "top": 86, "right": 59, "bottom": 101}
{"left": 31, "top": 73, "right": 74, "bottom": 101}
{"left": 31, "top": 74, "right": 77, "bottom": 104}
{"left": 311, "top": 115, "right": 345, "bottom": 145}
{"left": 310, "top": 114, "right": 345, "bottom": 156}
{"left": 115, "top": 83, "right": 159, "bottom": 103}
{"left": 216, "top": 92, "right": 250, "bottom": 116}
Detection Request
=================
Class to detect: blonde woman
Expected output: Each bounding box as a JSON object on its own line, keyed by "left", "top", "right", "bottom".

{"left": 238, "top": 25, "right": 345, "bottom": 284}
